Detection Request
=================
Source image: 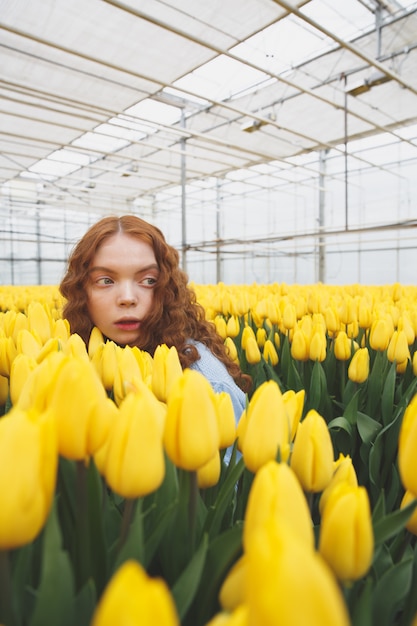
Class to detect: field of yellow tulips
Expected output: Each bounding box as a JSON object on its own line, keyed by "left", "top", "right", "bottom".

{"left": 1, "top": 282, "right": 417, "bottom": 626}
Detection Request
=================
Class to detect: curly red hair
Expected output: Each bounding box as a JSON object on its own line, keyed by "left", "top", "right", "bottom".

{"left": 60, "top": 215, "right": 250, "bottom": 392}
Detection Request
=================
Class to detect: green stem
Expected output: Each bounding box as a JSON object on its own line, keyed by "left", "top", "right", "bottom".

{"left": 189, "top": 471, "right": 198, "bottom": 553}
{"left": 75, "top": 460, "right": 90, "bottom": 591}
{"left": 0, "top": 550, "right": 14, "bottom": 626}
{"left": 119, "top": 498, "right": 136, "bottom": 551}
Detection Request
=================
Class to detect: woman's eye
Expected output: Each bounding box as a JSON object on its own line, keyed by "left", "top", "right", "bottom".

{"left": 97, "top": 277, "right": 113, "bottom": 285}
{"left": 142, "top": 277, "right": 157, "bottom": 286}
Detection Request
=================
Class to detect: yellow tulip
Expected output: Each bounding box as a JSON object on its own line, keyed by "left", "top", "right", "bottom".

{"left": 245, "top": 335, "right": 261, "bottom": 364}
{"left": 226, "top": 315, "right": 240, "bottom": 338}
{"left": 63, "top": 332, "right": 90, "bottom": 360}
{"left": 245, "top": 517, "right": 350, "bottom": 626}
{"left": 263, "top": 339, "right": 278, "bottom": 366}
{"left": 27, "top": 301, "right": 52, "bottom": 345}
{"left": 91, "top": 559, "right": 179, "bottom": 626}
{"left": 0, "top": 406, "right": 58, "bottom": 549}
{"left": 241, "top": 325, "right": 256, "bottom": 350}
{"left": 256, "top": 327, "right": 267, "bottom": 349}
{"left": 243, "top": 460, "right": 314, "bottom": 551}
{"left": 319, "top": 484, "right": 374, "bottom": 582}
{"left": 0, "top": 373, "right": 8, "bottom": 405}
{"left": 290, "top": 328, "right": 309, "bottom": 361}
{"left": 88, "top": 326, "right": 105, "bottom": 358}
{"left": 0, "top": 335, "right": 18, "bottom": 376}
{"left": 398, "top": 393, "right": 417, "bottom": 494}
{"left": 151, "top": 344, "right": 183, "bottom": 403}
{"left": 113, "top": 344, "right": 145, "bottom": 405}
{"left": 219, "top": 555, "right": 247, "bottom": 612}
{"left": 100, "top": 384, "right": 166, "bottom": 498}
{"left": 52, "top": 317, "right": 71, "bottom": 343}
{"left": 282, "top": 303, "right": 297, "bottom": 330}
{"left": 369, "top": 317, "right": 391, "bottom": 351}
{"left": 16, "top": 351, "right": 67, "bottom": 413}
{"left": 214, "top": 391, "right": 237, "bottom": 449}
{"left": 197, "top": 451, "right": 221, "bottom": 489}
{"left": 348, "top": 347, "right": 370, "bottom": 383}
{"left": 333, "top": 331, "right": 351, "bottom": 361}
{"left": 46, "top": 356, "right": 116, "bottom": 460}
{"left": 241, "top": 381, "right": 290, "bottom": 473}
{"left": 163, "top": 369, "right": 219, "bottom": 471}
{"left": 282, "top": 388, "right": 305, "bottom": 441}
{"left": 214, "top": 315, "right": 228, "bottom": 340}
{"left": 9, "top": 353, "right": 38, "bottom": 406}
{"left": 198, "top": 605, "right": 249, "bottom": 626}
{"left": 358, "top": 298, "right": 373, "bottom": 329}
{"left": 100, "top": 341, "right": 119, "bottom": 390}
{"left": 309, "top": 328, "right": 327, "bottom": 362}
{"left": 319, "top": 453, "right": 358, "bottom": 514}
{"left": 224, "top": 336, "right": 239, "bottom": 363}
{"left": 324, "top": 306, "right": 340, "bottom": 335}
{"left": 387, "top": 330, "right": 410, "bottom": 364}
{"left": 16, "top": 329, "right": 42, "bottom": 359}
{"left": 400, "top": 490, "right": 417, "bottom": 535}
{"left": 290, "top": 410, "right": 334, "bottom": 492}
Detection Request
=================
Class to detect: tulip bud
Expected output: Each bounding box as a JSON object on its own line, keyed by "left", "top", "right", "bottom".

{"left": 319, "top": 453, "right": 358, "bottom": 514}
{"left": 358, "top": 298, "right": 373, "bottom": 329}
{"left": 197, "top": 451, "right": 221, "bottom": 489}
{"left": 369, "top": 317, "right": 391, "bottom": 351}
{"left": 245, "top": 517, "right": 350, "bottom": 626}
{"left": 88, "top": 326, "right": 105, "bottom": 358}
{"left": 282, "top": 303, "right": 297, "bottom": 330}
{"left": 100, "top": 384, "right": 165, "bottom": 498}
{"left": 324, "top": 306, "right": 340, "bottom": 335}
{"left": 290, "top": 410, "right": 334, "bottom": 492}
{"left": 309, "top": 328, "right": 327, "bottom": 362}
{"left": 243, "top": 461, "right": 314, "bottom": 551}
{"left": 16, "top": 329, "right": 42, "bottom": 359}
{"left": 400, "top": 490, "right": 417, "bottom": 535}
{"left": 163, "top": 369, "right": 219, "bottom": 471}
{"left": 256, "top": 327, "right": 267, "bottom": 349}
{"left": 245, "top": 335, "right": 261, "bottom": 364}
{"left": 319, "top": 484, "right": 374, "bottom": 582}
{"left": 348, "top": 347, "right": 370, "bottom": 383}
{"left": 52, "top": 317, "right": 71, "bottom": 343}
{"left": 0, "top": 374, "right": 8, "bottom": 406}
{"left": 241, "top": 381, "right": 290, "bottom": 473}
{"left": 0, "top": 406, "right": 58, "bottom": 549}
{"left": 214, "top": 315, "right": 228, "bottom": 340}
{"left": 219, "top": 555, "right": 247, "bottom": 612}
{"left": 0, "top": 335, "right": 18, "bottom": 377}
{"left": 387, "top": 330, "right": 410, "bottom": 364}
{"left": 113, "top": 344, "right": 145, "bottom": 405}
{"left": 282, "top": 388, "right": 305, "bottom": 441}
{"left": 151, "top": 344, "right": 183, "bottom": 403}
{"left": 214, "top": 391, "right": 237, "bottom": 449}
{"left": 10, "top": 353, "right": 38, "bottom": 406}
{"left": 224, "top": 337, "right": 239, "bottom": 363}
{"left": 27, "top": 301, "right": 53, "bottom": 345}
{"left": 263, "top": 339, "right": 279, "bottom": 366}
{"left": 226, "top": 315, "right": 240, "bottom": 338}
{"left": 290, "top": 328, "right": 309, "bottom": 361}
{"left": 398, "top": 393, "right": 417, "bottom": 494}
{"left": 333, "top": 331, "right": 351, "bottom": 361}
{"left": 46, "top": 355, "right": 116, "bottom": 460}
{"left": 91, "top": 560, "right": 179, "bottom": 626}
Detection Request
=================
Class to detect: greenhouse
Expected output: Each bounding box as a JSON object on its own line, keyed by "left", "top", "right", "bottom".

{"left": 1, "top": 0, "right": 417, "bottom": 285}
{"left": 1, "top": 1, "right": 417, "bottom": 626}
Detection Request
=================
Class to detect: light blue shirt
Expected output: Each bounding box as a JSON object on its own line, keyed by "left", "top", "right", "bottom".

{"left": 188, "top": 340, "right": 246, "bottom": 424}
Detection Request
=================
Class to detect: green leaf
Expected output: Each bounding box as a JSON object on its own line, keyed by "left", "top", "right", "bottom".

{"left": 203, "top": 457, "right": 245, "bottom": 539}
{"left": 72, "top": 579, "right": 96, "bottom": 626}
{"left": 373, "top": 498, "right": 417, "bottom": 545}
{"left": 29, "top": 501, "right": 75, "bottom": 626}
{"left": 328, "top": 416, "right": 354, "bottom": 456}
{"left": 356, "top": 412, "right": 382, "bottom": 445}
{"left": 192, "top": 524, "right": 243, "bottom": 626}
{"left": 372, "top": 557, "right": 414, "bottom": 626}
{"left": 350, "top": 577, "right": 373, "bottom": 626}
{"left": 381, "top": 362, "right": 397, "bottom": 426}
{"left": 113, "top": 499, "right": 144, "bottom": 573}
{"left": 86, "top": 460, "right": 108, "bottom": 595}
{"left": 171, "top": 533, "right": 208, "bottom": 622}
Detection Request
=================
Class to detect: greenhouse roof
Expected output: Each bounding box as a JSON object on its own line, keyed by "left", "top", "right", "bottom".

{"left": 1, "top": 0, "right": 417, "bottom": 213}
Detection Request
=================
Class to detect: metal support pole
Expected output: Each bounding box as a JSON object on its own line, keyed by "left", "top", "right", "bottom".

{"left": 318, "top": 149, "right": 327, "bottom": 283}
{"left": 180, "top": 110, "right": 187, "bottom": 271}
{"left": 216, "top": 179, "right": 221, "bottom": 282}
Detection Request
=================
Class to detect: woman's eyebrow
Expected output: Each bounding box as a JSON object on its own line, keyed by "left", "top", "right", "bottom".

{"left": 88, "top": 263, "right": 160, "bottom": 274}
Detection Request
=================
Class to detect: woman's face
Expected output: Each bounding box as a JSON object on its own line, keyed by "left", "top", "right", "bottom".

{"left": 86, "top": 232, "right": 159, "bottom": 347}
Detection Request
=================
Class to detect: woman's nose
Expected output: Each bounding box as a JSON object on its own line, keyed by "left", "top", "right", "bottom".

{"left": 117, "top": 283, "right": 137, "bottom": 305}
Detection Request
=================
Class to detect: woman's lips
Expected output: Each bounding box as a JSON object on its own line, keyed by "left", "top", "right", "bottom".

{"left": 114, "top": 319, "right": 140, "bottom": 331}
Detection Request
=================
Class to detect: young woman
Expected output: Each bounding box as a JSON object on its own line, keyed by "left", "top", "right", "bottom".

{"left": 59, "top": 215, "right": 250, "bottom": 422}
